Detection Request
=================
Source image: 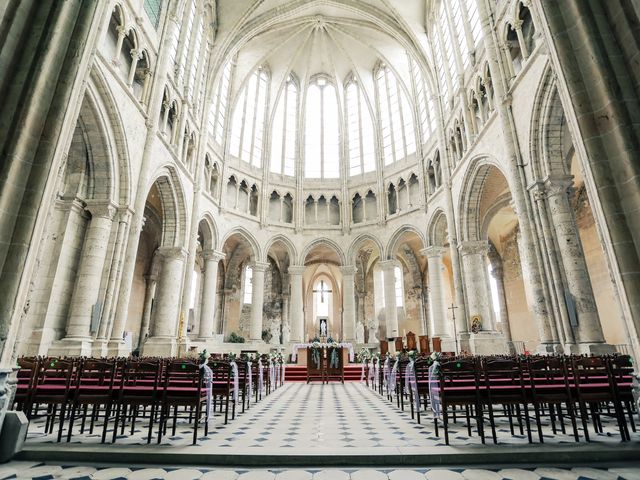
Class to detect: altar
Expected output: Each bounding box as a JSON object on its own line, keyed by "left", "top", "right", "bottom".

{"left": 291, "top": 342, "right": 354, "bottom": 366}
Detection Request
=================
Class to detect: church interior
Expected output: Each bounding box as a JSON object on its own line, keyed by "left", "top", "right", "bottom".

{"left": 1, "top": 0, "right": 640, "bottom": 478}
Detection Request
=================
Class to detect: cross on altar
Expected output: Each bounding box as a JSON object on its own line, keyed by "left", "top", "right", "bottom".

{"left": 313, "top": 280, "right": 332, "bottom": 303}
{"left": 448, "top": 303, "right": 459, "bottom": 354}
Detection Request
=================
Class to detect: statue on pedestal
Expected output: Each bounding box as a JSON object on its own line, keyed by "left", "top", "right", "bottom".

{"left": 367, "top": 318, "right": 378, "bottom": 343}
{"left": 355, "top": 322, "right": 365, "bottom": 344}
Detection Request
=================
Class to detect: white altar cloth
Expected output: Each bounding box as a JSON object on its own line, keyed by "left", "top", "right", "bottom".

{"left": 291, "top": 342, "right": 355, "bottom": 362}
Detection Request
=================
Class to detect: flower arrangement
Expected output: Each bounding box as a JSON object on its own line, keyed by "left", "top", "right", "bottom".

{"left": 227, "top": 352, "right": 237, "bottom": 363}
{"left": 198, "top": 349, "right": 211, "bottom": 365}
{"left": 356, "top": 348, "right": 371, "bottom": 363}
{"left": 406, "top": 350, "right": 418, "bottom": 361}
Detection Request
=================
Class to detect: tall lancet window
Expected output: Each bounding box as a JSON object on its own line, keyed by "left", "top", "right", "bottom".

{"left": 346, "top": 80, "right": 376, "bottom": 176}
{"left": 270, "top": 76, "right": 298, "bottom": 176}
{"left": 230, "top": 67, "right": 268, "bottom": 167}
{"left": 376, "top": 65, "right": 416, "bottom": 165}
{"left": 243, "top": 265, "right": 253, "bottom": 304}
{"left": 314, "top": 278, "right": 332, "bottom": 318}
{"left": 209, "top": 60, "right": 232, "bottom": 146}
{"left": 305, "top": 76, "right": 340, "bottom": 179}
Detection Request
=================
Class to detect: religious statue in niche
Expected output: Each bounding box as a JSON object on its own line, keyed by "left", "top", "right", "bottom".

{"left": 319, "top": 318, "right": 328, "bottom": 337}
{"left": 367, "top": 318, "right": 378, "bottom": 343}
{"left": 355, "top": 322, "right": 365, "bottom": 344}
{"left": 470, "top": 315, "right": 482, "bottom": 334}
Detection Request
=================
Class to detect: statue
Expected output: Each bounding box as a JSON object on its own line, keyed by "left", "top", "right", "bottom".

{"left": 367, "top": 318, "right": 378, "bottom": 343}
{"left": 270, "top": 320, "right": 281, "bottom": 345}
{"left": 355, "top": 322, "right": 365, "bottom": 344}
{"left": 282, "top": 320, "right": 291, "bottom": 345}
{"left": 320, "top": 318, "right": 328, "bottom": 337}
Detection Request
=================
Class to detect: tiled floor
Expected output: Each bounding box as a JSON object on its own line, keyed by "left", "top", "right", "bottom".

{"left": 2, "top": 463, "right": 640, "bottom": 480}
{"left": 25, "top": 382, "right": 639, "bottom": 449}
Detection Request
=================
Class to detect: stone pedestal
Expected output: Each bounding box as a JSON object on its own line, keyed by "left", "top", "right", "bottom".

{"left": 466, "top": 332, "right": 509, "bottom": 355}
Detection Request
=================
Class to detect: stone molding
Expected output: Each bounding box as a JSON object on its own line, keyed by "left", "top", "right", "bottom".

{"left": 420, "top": 246, "right": 448, "bottom": 258}
{"left": 250, "top": 261, "right": 270, "bottom": 272}
{"left": 85, "top": 201, "right": 117, "bottom": 219}
{"left": 339, "top": 265, "right": 357, "bottom": 276}
{"left": 156, "top": 246, "right": 187, "bottom": 259}
{"left": 287, "top": 265, "right": 306, "bottom": 275}
{"left": 458, "top": 240, "right": 490, "bottom": 256}
{"left": 202, "top": 249, "right": 225, "bottom": 262}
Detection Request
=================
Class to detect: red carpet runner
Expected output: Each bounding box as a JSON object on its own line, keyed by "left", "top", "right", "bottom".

{"left": 284, "top": 364, "right": 365, "bottom": 382}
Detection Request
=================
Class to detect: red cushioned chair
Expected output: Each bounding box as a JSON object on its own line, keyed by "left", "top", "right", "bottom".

{"left": 13, "top": 357, "right": 39, "bottom": 417}
{"left": 112, "top": 360, "right": 161, "bottom": 444}
{"left": 66, "top": 359, "right": 118, "bottom": 443}
{"left": 207, "top": 360, "right": 236, "bottom": 425}
{"left": 608, "top": 354, "right": 636, "bottom": 439}
{"left": 157, "top": 360, "right": 205, "bottom": 445}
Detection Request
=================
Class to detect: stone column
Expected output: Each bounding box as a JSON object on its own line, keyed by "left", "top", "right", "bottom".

{"left": 198, "top": 250, "right": 225, "bottom": 340}
{"left": 458, "top": 241, "right": 494, "bottom": 331}
{"left": 380, "top": 260, "right": 399, "bottom": 338}
{"left": 138, "top": 271, "right": 157, "bottom": 349}
{"left": 340, "top": 266, "right": 357, "bottom": 342}
{"left": 249, "top": 262, "right": 269, "bottom": 342}
{"left": 489, "top": 260, "right": 512, "bottom": 342}
{"left": 288, "top": 266, "right": 305, "bottom": 343}
{"left": 422, "top": 247, "right": 449, "bottom": 338}
{"left": 53, "top": 203, "right": 116, "bottom": 355}
{"left": 545, "top": 178, "right": 610, "bottom": 352}
{"left": 142, "top": 247, "right": 186, "bottom": 356}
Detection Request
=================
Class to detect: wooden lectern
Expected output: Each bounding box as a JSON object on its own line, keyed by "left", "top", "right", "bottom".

{"left": 394, "top": 336, "right": 403, "bottom": 352}
{"left": 406, "top": 331, "right": 417, "bottom": 351}
{"left": 432, "top": 336, "right": 442, "bottom": 352}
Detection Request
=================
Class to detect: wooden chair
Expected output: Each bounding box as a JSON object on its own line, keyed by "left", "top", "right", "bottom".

{"left": 157, "top": 360, "right": 206, "bottom": 445}
{"left": 482, "top": 358, "right": 532, "bottom": 444}
{"left": 437, "top": 358, "right": 485, "bottom": 445}
{"left": 112, "top": 360, "right": 162, "bottom": 444}
{"left": 206, "top": 360, "right": 235, "bottom": 424}
{"left": 307, "top": 347, "right": 324, "bottom": 383}
{"left": 527, "top": 356, "right": 579, "bottom": 442}
{"left": 326, "top": 346, "right": 344, "bottom": 383}
{"left": 29, "top": 358, "right": 76, "bottom": 442}
{"left": 66, "top": 359, "right": 118, "bottom": 443}
{"left": 13, "top": 357, "right": 39, "bottom": 416}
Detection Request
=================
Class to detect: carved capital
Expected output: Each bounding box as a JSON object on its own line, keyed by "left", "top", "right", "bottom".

{"left": 156, "top": 246, "right": 187, "bottom": 260}
{"left": 544, "top": 176, "right": 574, "bottom": 198}
{"left": 458, "top": 240, "right": 490, "bottom": 256}
{"left": 420, "top": 246, "right": 448, "bottom": 258}
{"left": 86, "top": 201, "right": 117, "bottom": 220}
{"left": 288, "top": 265, "right": 306, "bottom": 276}
{"left": 250, "top": 261, "right": 270, "bottom": 272}
{"left": 339, "top": 265, "right": 357, "bottom": 276}
{"left": 203, "top": 249, "right": 225, "bottom": 262}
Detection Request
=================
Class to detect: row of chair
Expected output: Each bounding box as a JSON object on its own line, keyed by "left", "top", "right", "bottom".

{"left": 367, "top": 354, "right": 636, "bottom": 445}
{"left": 13, "top": 355, "right": 285, "bottom": 445}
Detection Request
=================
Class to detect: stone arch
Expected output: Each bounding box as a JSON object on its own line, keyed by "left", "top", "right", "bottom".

{"left": 385, "top": 225, "right": 426, "bottom": 260}
{"left": 197, "top": 214, "right": 218, "bottom": 251}
{"left": 348, "top": 233, "right": 384, "bottom": 264}
{"left": 300, "top": 238, "right": 346, "bottom": 266}
{"left": 427, "top": 209, "right": 448, "bottom": 247}
{"left": 147, "top": 165, "right": 188, "bottom": 248}
{"left": 264, "top": 234, "right": 297, "bottom": 264}
{"left": 220, "top": 227, "right": 262, "bottom": 263}
{"left": 458, "top": 155, "right": 511, "bottom": 242}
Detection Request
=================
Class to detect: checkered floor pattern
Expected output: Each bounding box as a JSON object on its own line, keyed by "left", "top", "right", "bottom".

{"left": 1, "top": 463, "right": 640, "bottom": 480}
{"left": 25, "top": 382, "right": 638, "bottom": 448}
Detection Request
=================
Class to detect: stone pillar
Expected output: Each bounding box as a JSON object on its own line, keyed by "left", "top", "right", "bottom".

{"left": 141, "top": 247, "right": 186, "bottom": 356}
{"left": 380, "top": 260, "right": 399, "bottom": 338}
{"left": 459, "top": 241, "right": 508, "bottom": 354}
{"left": 198, "top": 250, "right": 225, "bottom": 340}
{"left": 545, "top": 178, "right": 611, "bottom": 352}
{"left": 422, "top": 247, "right": 449, "bottom": 338}
{"left": 340, "top": 266, "right": 357, "bottom": 342}
{"left": 489, "top": 261, "right": 512, "bottom": 343}
{"left": 288, "top": 266, "right": 305, "bottom": 343}
{"left": 138, "top": 271, "right": 157, "bottom": 349}
{"left": 458, "top": 241, "right": 495, "bottom": 331}
{"left": 52, "top": 203, "right": 116, "bottom": 356}
{"left": 249, "top": 262, "right": 269, "bottom": 342}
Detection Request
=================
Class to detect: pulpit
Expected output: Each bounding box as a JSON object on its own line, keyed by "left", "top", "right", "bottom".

{"left": 406, "top": 331, "right": 416, "bottom": 351}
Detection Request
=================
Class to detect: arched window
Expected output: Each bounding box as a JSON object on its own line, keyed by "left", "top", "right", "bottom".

{"left": 209, "top": 61, "right": 232, "bottom": 146}
{"left": 230, "top": 67, "right": 268, "bottom": 167}
{"left": 243, "top": 265, "right": 253, "bottom": 304}
{"left": 143, "top": 0, "right": 163, "bottom": 29}
{"left": 305, "top": 77, "right": 340, "bottom": 178}
{"left": 410, "top": 58, "right": 435, "bottom": 144}
{"left": 376, "top": 65, "right": 416, "bottom": 165}
{"left": 178, "top": 0, "right": 196, "bottom": 76}
{"left": 432, "top": 21, "right": 450, "bottom": 109}
{"left": 346, "top": 80, "right": 375, "bottom": 176}
{"left": 270, "top": 76, "right": 298, "bottom": 176}
{"left": 314, "top": 278, "right": 332, "bottom": 318}
{"left": 450, "top": 0, "right": 470, "bottom": 69}
{"left": 394, "top": 266, "right": 404, "bottom": 307}
{"left": 186, "top": 15, "right": 204, "bottom": 103}
{"left": 438, "top": 2, "right": 458, "bottom": 92}
{"left": 464, "top": 0, "right": 483, "bottom": 47}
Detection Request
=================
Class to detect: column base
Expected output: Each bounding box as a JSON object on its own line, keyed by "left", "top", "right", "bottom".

{"left": 466, "top": 331, "right": 509, "bottom": 355}
{"left": 103, "top": 340, "right": 132, "bottom": 357}
{"left": 141, "top": 336, "right": 177, "bottom": 357}
{"left": 567, "top": 342, "right": 617, "bottom": 355}
{"left": 48, "top": 337, "right": 93, "bottom": 357}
